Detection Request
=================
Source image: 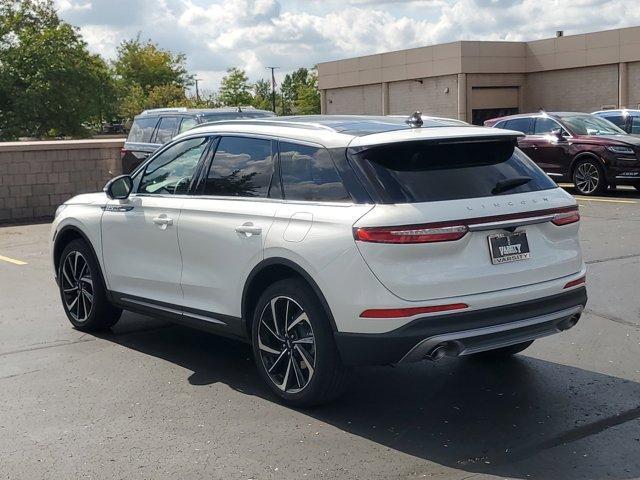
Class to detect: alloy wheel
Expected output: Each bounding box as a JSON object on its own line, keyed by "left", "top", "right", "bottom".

{"left": 257, "top": 296, "right": 316, "bottom": 393}
{"left": 574, "top": 162, "right": 601, "bottom": 195}
{"left": 60, "top": 251, "right": 94, "bottom": 322}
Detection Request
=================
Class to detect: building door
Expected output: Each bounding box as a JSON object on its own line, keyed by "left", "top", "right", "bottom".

{"left": 470, "top": 86, "right": 520, "bottom": 125}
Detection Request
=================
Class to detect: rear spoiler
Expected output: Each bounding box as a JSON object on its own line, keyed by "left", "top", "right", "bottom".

{"left": 348, "top": 133, "right": 523, "bottom": 153}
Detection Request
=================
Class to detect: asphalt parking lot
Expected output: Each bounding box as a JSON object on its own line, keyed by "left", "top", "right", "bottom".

{"left": 1, "top": 187, "right": 639, "bottom": 480}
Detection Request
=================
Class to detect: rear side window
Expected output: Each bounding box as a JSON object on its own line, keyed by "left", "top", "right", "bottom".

{"left": 631, "top": 117, "right": 640, "bottom": 134}
{"left": 349, "top": 140, "right": 556, "bottom": 204}
{"left": 152, "top": 117, "right": 180, "bottom": 144}
{"left": 504, "top": 118, "right": 534, "bottom": 135}
{"left": 202, "top": 136, "right": 273, "bottom": 198}
{"left": 279, "top": 142, "right": 350, "bottom": 202}
{"left": 127, "top": 117, "right": 159, "bottom": 143}
{"left": 179, "top": 117, "right": 198, "bottom": 133}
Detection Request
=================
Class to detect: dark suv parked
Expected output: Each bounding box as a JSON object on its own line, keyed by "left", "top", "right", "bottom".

{"left": 121, "top": 107, "right": 274, "bottom": 173}
{"left": 592, "top": 109, "right": 640, "bottom": 135}
{"left": 485, "top": 112, "right": 640, "bottom": 195}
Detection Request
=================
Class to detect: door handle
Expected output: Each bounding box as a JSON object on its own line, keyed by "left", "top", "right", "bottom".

{"left": 235, "top": 222, "right": 262, "bottom": 237}
{"left": 153, "top": 215, "right": 174, "bottom": 229}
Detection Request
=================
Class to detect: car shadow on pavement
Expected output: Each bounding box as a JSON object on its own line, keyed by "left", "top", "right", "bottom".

{"left": 100, "top": 312, "right": 640, "bottom": 480}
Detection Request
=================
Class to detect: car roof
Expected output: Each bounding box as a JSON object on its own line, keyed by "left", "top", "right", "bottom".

{"left": 490, "top": 111, "right": 599, "bottom": 124}
{"left": 178, "top": 115, "right": 522, "bottom": 148}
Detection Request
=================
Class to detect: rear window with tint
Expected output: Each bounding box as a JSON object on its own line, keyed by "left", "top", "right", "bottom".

{"left": 152, "top": 116, "right": 180, "bottom": 144}
{"left": 504, "top": 118, "right": 534, "bottom": 135}
{"left": 348, "top": 140, "right": 556, "bottom": 204}
{"left": 127, "top": 117, "right": 159, "bottom": 143}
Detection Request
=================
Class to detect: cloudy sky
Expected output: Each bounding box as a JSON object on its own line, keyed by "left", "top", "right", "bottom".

{"left": 55, "top": 0, "right": 640, "bottom": 92}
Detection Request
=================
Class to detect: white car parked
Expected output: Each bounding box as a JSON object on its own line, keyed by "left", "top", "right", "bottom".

{"left": 51, "top": 114, "right": 587, "bottom": 406}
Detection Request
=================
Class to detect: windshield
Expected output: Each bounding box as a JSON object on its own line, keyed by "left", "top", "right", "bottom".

{"left": 560, "top": 114, "right": 626, "bottom": 136}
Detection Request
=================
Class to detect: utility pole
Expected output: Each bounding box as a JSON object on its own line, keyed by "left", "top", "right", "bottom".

{"left": 194, "top": 78, "right": 203, "bottom": 102}
{"left": 266, "top": 66, "right": 278, "bottom": 113}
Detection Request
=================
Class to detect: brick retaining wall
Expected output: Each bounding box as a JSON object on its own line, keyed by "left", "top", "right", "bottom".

{"left": 0, "top": 139, "right": 124, "bottom": 223}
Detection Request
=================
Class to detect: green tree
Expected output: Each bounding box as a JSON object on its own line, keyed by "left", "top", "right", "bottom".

{"left": 218, "top": 67, "right": 252, "bottom": 107}
{"left": 113, "top": 36, "right": 192, "bottom": 94}
{"left": 0, "top": 0, "right": 117, "bottom": 138}
{"left": 280, "top": 67, "right": 313, "bottom": 115}
{"left": 252, "top": 78, "right": 273, "bottom": 111}
{"left": 295, "top": 70, "right": 320, "bottom": 115}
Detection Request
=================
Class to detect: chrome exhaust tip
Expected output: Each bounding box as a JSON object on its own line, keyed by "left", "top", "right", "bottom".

{"left": 426, "top": 342, "right": 460, "bottom": 361}
{"left": 558, "top": 313, "right": 580, "bottom": 332}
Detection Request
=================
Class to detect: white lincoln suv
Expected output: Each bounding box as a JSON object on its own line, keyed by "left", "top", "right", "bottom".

{"left": 51, "top": 115, "right": 587, "bottom": 406}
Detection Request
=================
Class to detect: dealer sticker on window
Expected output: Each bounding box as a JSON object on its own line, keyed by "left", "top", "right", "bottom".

{"left": 488, "top": 231, "right": 531, "bottom": 265}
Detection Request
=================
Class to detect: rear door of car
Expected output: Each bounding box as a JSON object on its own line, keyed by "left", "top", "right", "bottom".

{"left": 178, "top": 135, "right": 281, "bottom": 324}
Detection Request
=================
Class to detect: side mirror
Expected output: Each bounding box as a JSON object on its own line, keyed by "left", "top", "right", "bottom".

{"left": 551, "top": 128, "right": 566, "bottom": 142}
{"left": 104, "top": 175, "right": 133, "bottom": 200}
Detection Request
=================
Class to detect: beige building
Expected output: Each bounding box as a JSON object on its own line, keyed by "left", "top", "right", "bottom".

{"left": 317, "top": 26, "right": 640, "bottom": 125}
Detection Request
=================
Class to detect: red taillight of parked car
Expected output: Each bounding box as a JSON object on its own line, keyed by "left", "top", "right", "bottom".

{"left": 360, "top": 303, "right": 469, "bottom": 318}
{"left": 563, "top": 275, "right": 586, "bottom": 289}
{"left": 120, "top": 148, "right": 127, "bottom": 160}
{"left": 551, "top": 206, "right": 580, "bottom": 226}
{"left": 354, "top": 223, "right": 469, "bottom": 244}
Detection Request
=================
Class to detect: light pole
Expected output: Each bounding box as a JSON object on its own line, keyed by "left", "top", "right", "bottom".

{"left": 266, "top": 66, "right": 278, "bottom": 113}
{"left": 194, "top": 77, "right": 203, "bottom": 102}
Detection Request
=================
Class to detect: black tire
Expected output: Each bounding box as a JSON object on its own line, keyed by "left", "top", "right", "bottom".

{"left": 251, "top": 278, "right": 350, "bottom": 407}
{"left": 572, "top": 158, "right": 607, "bottom": 195}
{"left": 471, "top": 340, "right": 534, "bottom": 359}
{"left": 58, "top": 239, "right": 122, "bottom": 332}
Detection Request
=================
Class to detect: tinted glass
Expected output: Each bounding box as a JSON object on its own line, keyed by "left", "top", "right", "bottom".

{"left": 179, "top": 117, "right": 198, "bottom": 133}
{"left": 631, "top": 117, "right": 640, "bottom": 134}
{"left": 280, "top": 142, "right": 350, "bottom": 202}
{"left": 139, "top": 137, "right": 209, "bottom": 195}
{"left": 504, "top": 118, "right": 533, "bottom": 134}
{"left": 349, "top": 141, "right": 556, "bottom": 204}
{"left": 153, "top": 117, "right": 180, "bottom": 144}
{"left": 128, "top": 117, "right": 159, "bottom": 143}
{"left": 560, "top": 114, "right": 626, "bottom": 135}
{"left": 203, "top": 136, "right": 273, "bottom": 197}
{"left": 200, "top": 111, "right": 273, "bottom": 122}
{"left": 601, "top": 115, "right": 626, "bottom": 129}
{"left": 534, "top": 117, "right": 560, "bottom": 134}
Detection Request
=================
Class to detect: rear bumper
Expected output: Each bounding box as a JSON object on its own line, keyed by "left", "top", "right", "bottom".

{"left": 334, "top": 287, "right": 587, "bottom": 365}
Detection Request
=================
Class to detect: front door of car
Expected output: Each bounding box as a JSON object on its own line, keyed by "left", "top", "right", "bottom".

{"left": 101, "top": 136, "right": 211, "bottom": 305}
{"left": 526, "top": 117, "right": 572, "bottom": 178}
{"left": 178, "top": 135, "right": 279, "bottom": 322}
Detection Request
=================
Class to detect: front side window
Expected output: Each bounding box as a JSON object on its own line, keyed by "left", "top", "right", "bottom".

{"left": 280, "top": 142, "right": 350, "bottom": 202}
{"left": 504, "top": 118, "right": 534, "bottom": 135}
{"left": 631, "top": 117, "right": 640, "bottom": 134}
{"left": 534, "top": 117, "right": 562, "bottom": 135}
{"left": 153, "top": 117, "right": 180, "bottom": 144}
{"left": 202, "top": 136, "right": 273, "bottom": 198}
{"left": 349, "top": 140, "right": 556, "bottom": 204}
{"left": 127, "top": 117, "right": 159, "bottom": 143}
{"left": 601, "top": 115, "right": 626, "bottom": 130}
{"left": 138, "top": 137, "right": 209, "bottom": 195}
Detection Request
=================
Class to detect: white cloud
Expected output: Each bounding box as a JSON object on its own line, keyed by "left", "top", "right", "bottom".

{"left": 55, "top": 0, "right": 640, "bottom": 90}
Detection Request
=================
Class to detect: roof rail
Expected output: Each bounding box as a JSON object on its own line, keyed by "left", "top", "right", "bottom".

{"left": 193, "top": 118, "right": 336, "bottom": 132}
{"left": 141, "top": 107, "right": 188, "bottom": 115}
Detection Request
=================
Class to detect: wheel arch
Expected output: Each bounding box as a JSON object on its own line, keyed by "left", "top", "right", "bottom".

{"left": 569, "top": 151, "right": 605, "bottom": 178}
{"left": 53, "top": 225, "right": 106, "bottom": 287}
{"left": 241, "top": 258, "right": 338, "bottom": 338}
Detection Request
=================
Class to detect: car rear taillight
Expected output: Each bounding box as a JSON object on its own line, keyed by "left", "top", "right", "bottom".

{"left": 552, "top": 206, "right": 580, "bottom": 226}
{"left": 354, "top": 224, "right": 468, "bottom": 244}
{"left": 120, "top": 148, "right": 127, "bottom": 159}
{"left": 563, "top": 275, "right": 586, "bottom": 289}
{"left": 360, "top": 303, "right": 469, "bottom": 318}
